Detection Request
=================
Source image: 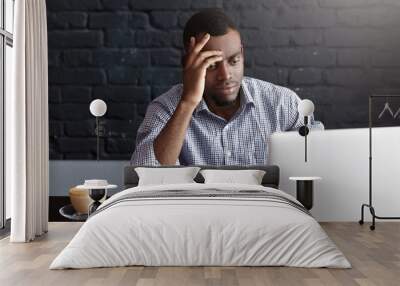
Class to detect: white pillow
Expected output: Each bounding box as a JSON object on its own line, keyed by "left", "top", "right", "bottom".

{"left": 200, "top": 169, "right": 266, "bottom": 185}
{"left": 135, "top": 167, "right": 201, "bottom": 186}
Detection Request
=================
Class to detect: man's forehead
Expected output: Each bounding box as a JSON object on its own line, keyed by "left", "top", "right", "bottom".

{"left": 199, "top": 30, "right": 242, "bottom": 56}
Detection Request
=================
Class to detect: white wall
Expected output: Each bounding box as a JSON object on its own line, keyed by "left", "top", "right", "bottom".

{"left": 49, "top": 127, "right": 400, "bottom": 222}
{"left": 49, "top": 160, "right": 128, "bottom": 196}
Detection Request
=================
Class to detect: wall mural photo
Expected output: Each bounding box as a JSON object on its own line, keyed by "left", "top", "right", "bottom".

{"left": 47, "top": 0, "right": 400, "bottom": 161}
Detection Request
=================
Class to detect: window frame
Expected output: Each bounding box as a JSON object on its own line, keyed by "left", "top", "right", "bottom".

{"left": 1, "top": 0, "right": 13, "bottom": 230}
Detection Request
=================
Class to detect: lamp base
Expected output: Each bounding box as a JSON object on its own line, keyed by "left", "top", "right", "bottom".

{"left": 299, "top": 126, "right": 310, "bottom": 137}
{"left": 88, "top": 188, "right": 106, "bottom": 215}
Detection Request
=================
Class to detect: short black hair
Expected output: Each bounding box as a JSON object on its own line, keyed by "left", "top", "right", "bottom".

{"left": 183, "top": 9, "right": 238, "bottom": 50}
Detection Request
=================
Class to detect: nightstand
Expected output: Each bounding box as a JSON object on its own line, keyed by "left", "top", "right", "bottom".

{"left": 59, "top": 188, "right": 118, "bottom": 221}
{"left": 75, "top": 180, "right": 118, "bottom": 215}
{"left": 59, "top": 205, "right": 88, "bottom": 222}
{"left": 289, "top": 177, "right": 322, "bottom": 210}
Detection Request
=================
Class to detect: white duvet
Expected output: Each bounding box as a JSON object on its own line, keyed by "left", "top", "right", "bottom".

{"left": 50, "top": 183, "right": 351, "bottom": 269}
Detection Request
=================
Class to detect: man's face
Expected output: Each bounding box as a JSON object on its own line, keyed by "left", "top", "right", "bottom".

{"left": 196, "top": 29, "right": 244, "bottom": 107}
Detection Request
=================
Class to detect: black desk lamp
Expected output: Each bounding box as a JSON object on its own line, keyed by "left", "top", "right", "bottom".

{"left": 298, "top": 99, "right": 315, "bottom": 162}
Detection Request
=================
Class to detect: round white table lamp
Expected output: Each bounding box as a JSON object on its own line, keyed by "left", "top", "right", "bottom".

{"left": 298, "top": 99, "right": 315, "bottom": 162}
{"left": 89, "top": 99, "right": 107, "bottom": 160}
{"left": 90, "top": 99, "right": 107, "bottom": 117}
{"left": 298, "top": 99, "right": 314, "bottom": 117}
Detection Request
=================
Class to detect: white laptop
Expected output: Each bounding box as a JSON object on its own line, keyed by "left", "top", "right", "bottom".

{"left": 269, "top": 127, "right": 400, "bottom": 221}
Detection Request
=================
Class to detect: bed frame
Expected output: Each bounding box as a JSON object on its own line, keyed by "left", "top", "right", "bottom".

{"left": 123, "top": 165, "right": 280, "bottom": 189}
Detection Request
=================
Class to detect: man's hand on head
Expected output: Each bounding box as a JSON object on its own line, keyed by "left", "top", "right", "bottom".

{"left": 181, "top": 33, "right": 223, "bottom": 108}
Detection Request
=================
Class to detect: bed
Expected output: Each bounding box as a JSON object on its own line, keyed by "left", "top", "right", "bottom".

{"left": 50, "top": 165, "right": 350, "bottom": 269}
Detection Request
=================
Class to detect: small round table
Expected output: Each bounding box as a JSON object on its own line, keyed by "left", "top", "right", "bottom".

{"left": 289, "top": 177, "right": 322, "bottom": 210}
{"left": 59, "top": 205, "right": 88, "bottom": 222}
{"left": 75, "top": 181, "right": 118, "bottom": 216}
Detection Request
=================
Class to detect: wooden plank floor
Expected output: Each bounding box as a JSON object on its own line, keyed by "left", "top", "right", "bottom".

{"left": 0, "top": 222, "right": 399, "bottom": 286}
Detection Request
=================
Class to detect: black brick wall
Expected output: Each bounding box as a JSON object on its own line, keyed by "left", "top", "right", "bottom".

{"left": 47, "top": 0, "right": 400, "bottom": 160}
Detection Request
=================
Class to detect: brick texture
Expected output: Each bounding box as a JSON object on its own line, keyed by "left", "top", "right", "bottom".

{"left": 47, "top": 0, "right": 400, "bottom": 159}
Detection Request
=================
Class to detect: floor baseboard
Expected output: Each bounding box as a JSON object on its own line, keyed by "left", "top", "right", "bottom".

{"left": 49, "top": 196, "right": 111, "bottom": 222}
{"left": 0, "top": 218, "right": 11, "bottom": 239}
{"left": 49, "top": 196, "right": 71, "bottom": 222}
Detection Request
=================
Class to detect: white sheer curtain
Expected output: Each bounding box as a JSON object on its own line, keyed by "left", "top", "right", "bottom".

{"left": 6, "top": 0, "right": 49, "bottom": 242}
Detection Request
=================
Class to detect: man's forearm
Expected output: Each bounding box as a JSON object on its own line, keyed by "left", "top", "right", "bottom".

{"left": 154, "top": 99, "right": 197, "bottom": 165}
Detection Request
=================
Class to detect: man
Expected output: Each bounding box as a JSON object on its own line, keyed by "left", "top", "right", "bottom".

{"left": 131, "top": 9, "right": 323, "bottom": 166}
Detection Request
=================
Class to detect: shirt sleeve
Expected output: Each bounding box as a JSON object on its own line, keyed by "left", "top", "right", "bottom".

{"left": 286, "top": 91, "right": 325, "bottom": 131}
{"left": 130, "top": 101, "right": 179, "bottom": 166}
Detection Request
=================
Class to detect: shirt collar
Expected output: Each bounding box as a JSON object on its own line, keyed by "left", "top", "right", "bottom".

{"left": 194, "top": 96, "right": 209, "bottom": 115}
{"left": 240, "top": 79, "right": 255, "bottom": 107}
{"left": 194, "top": 78, "right": 255, "bottom": 115}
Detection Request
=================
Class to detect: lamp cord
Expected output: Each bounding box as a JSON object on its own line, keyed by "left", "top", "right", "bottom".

{"left": 252, "top": 107, "right": 268, "bottom": 164}
{"left": 304, "top": 115, "right": 308, "bottom": 162}
{"left": 305, "top": 131, "right": 307, "bottom": 162}
{"left": 96, "top": 117, "right": 99, "bottom": 161}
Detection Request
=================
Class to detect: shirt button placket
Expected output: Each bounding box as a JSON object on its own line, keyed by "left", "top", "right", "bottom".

{"left": 225, "top": 150, "right": 232, "bottom": 164}
{"left": 222, "top": 125, "right": 232, "bottom": 164}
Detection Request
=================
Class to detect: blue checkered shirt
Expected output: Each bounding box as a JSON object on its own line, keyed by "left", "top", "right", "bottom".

{"left": 131, "top": 76, "right": 323, "bottom": 166}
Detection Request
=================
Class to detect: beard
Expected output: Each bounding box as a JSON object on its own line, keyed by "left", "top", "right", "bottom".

{"left": 210, "top": 93, "right": 238, "bottom": 107}
{"left": 205, "top": 85, "right": 241, "bottom": 107}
